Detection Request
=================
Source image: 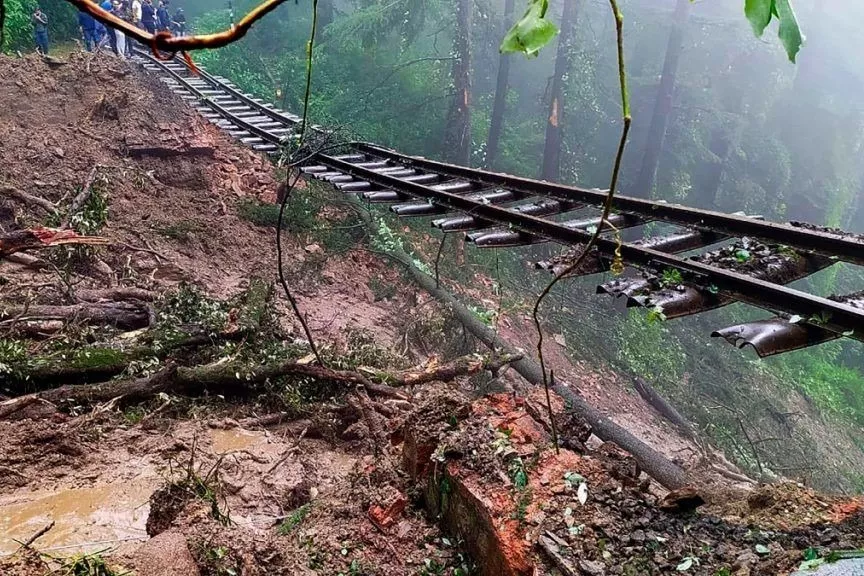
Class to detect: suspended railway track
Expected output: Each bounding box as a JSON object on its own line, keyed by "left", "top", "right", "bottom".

{"left": 133, "top": 50, "right": 864, "bottom": 358}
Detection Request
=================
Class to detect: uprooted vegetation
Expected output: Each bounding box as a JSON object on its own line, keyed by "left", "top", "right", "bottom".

{"left": 3, "top": 51, "right": 864, "bottom": 576}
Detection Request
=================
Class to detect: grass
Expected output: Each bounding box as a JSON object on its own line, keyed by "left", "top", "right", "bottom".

{"left": 154, "top": 221, "right": 203, "bottom": 242}
{"left": 57, "top": 551, "right": 129, "bottom": 576}
{"left": 278, "top": 503, "right": 311, "bottom": 535}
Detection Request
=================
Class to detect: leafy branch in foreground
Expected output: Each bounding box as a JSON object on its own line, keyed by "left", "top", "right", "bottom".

{"left": 499, "top": 0, "right": 558, "bottom": 58}
{"left": 500, "top": 0, "right": 804, "bottom": 61}
{"left": 745, "top": 0, "right": 804, "bottom": 62}
{"left": 531, "top": 0, "right": 631, "bottom": 452}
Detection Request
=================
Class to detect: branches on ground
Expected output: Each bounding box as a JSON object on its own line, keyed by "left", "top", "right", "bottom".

{"left": 0, "top": 227, "right": 108, "bottom": 258}
{"left": 0, "top": 185, "right": 58, "bottom": 215}
{"left": 0, "top": 351, "right": 519, "bottom": 418}
{"left": 361, "top": 352, "right": 521, "bottom": 387}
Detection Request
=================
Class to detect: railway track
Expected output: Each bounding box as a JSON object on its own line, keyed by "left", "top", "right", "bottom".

{"left": 134, "top": 50, "right": 864, "bottom": 358}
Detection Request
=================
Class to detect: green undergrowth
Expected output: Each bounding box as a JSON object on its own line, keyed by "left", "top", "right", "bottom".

{"left": 237, "top": 181, "right": 365, "bottom": 254}
{"left": 54, "top": 551, "right": 129, "bottom": 575}
{"left": 277, "top": 503, "right": 311, "bottom": 535}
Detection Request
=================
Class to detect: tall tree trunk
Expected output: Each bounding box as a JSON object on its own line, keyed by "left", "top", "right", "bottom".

{"left": 442, "top": 0, "right": 473, "bottom": 166}
{"left": 540, "top": 0, "right": 579, "bottom": 181}
{"left": 485, "top": 0, "right": 515, "bottom": 170}
{"left": 318, "top": 0, "right": 334, "bottom": 30}
{"left": 631, "top": 0, "right": 691, "bottom": 198}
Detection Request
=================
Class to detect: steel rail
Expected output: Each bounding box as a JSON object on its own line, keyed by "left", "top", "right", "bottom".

{"left": 355, "top": 143, "right": 864, "bottom": 267}
{"left": 316, "top": 153, "right": 864, "bottom": 341}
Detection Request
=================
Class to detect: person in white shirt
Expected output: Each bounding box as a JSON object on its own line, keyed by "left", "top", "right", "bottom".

{"left": 131, "top": 0, "right": 142, "bottom": 26}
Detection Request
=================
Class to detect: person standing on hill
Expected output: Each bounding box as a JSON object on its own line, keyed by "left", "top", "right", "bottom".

{"left": 100, "top": 0, "right": 118, "bottom": 54}
{"left": 78, "top": 8, "right": 97, "bottom": 51}
{"left": 141, "top": 0, "right": 156, "bottom": 34}
{"left": 113, "top": 1, "right": 127, "bottom": 58}
{"left": 131, "top": 0, "right": 142, "bottom": 27}
{"left": 156, "top": 0, "right": 171, "bottom": 31}
{"left": 172, "top": 7, "right": 186, "bottom": 36}
{"left": 32, "top": 8, "right": 49, "bottom": 54}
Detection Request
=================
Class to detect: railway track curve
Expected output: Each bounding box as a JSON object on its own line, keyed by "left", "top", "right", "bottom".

{"left": 133, "top": 50, "right": 864, "bottom": 358}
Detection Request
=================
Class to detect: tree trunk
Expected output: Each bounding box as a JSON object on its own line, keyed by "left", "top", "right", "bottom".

{"left": 630, "top": 0, "right": 691, "bottom": 198}
{"left": 442, "top": 0, "right": 473, "bottom": 165}
{"left": 318, "top": 0, "right": 334, "bottom": 30}
{"left": 485, "top": 0, "right": 515, "bottom": 170}
{"left": 1, "top": 302, "right": 150, "bottom": 330}
{"left": 539, "top": 0, "right": 579, "bottom": 182}
{"left": 688, "top": 121, "right": 732, "bottom": 210}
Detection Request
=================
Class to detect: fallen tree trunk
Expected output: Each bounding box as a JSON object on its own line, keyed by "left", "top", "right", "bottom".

{"left": 3, "top": 279, "right": 273, "bottom": 390}
{"left": 633, "top": 376, "right": 695, "bottom": 440}
{"left": 75, "top": 287, "right": 157, "bottom": 303}
{"left": 0, "top": 302, "right": 150, "bottom": 330}
{"left": 346, "top": 199, "right": 689, "bottom": 490}
{"left": 0, "top": 360, "right": 400, "bottom": 414}
{"left": 1, "top": 350, "right": 523, "bottom": 418}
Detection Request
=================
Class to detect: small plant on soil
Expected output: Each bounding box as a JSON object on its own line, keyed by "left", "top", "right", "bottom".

{"left": 277, "top": 503, "right": 311, "bottom": 535}
{"left": 0, "top": 338, "right": 29, "bottom": 378}
{"left": 196, "top": 543, "right": 240, "bottom": 576}
{"left": 56, "top": 551, "right": 129, "bottom": 576}
{"left": 659, "top": 268, "right": 684, "bottom": 287}
{"left": 165, "top": 446, "right": 232, "bottom": 527}
{"left": 154, "top": 220, "right": 203, "bottom": 242}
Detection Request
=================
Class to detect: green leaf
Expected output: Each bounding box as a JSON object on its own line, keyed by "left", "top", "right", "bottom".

{"left": 744, "top": 0, "right": 773, "bottom": 36}
{"left": 755, "top": 544, "right": 770, "bottom": 555}
{"left": 774, "top": 0, "right": 804, "bottom": 62}
{"left": 735, "top": 249, "right": 752, "bottom": 263}
{"left": 743, "top": 0, "right": 803, "bottom": 62}
{"left": 803, "top": 548, "right": 819, "bottom": 561}
{"left": 500, "top": 0, "right": 559, "bottom": 58}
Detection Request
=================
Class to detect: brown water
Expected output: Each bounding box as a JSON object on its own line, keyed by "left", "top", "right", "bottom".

{"left": 210, "top": 428, "right": 266, "bottom": 454}
{"left": 0, "top": 477, "right": 155, "bottom": 555}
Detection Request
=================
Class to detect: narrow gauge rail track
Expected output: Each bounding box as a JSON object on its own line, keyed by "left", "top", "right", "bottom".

{"left": 134, "top": 50, "right": 864, "bottom": 357}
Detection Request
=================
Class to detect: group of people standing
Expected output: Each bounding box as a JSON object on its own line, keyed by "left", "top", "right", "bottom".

{"left": 31, "top": 0, "right": 186, "bottom": 56}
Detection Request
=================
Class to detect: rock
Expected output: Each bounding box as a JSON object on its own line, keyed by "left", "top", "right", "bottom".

{"left": 304, "top": 243, "right": 322, "bottom": 254}
{"left": 131, "top": 530, "right": 200, "bottom": 576}
{"left": 579, "top": 559, "right": 606, "bottom": 575}
{"left": 368, "top": 492, "right": 408, "bottom": 529}
{"left": 630, "top": 529, "right": 646, "bottom": 544}
{"left": 733, "top": 550, "right": 758, "bottom": 569}
{"left": 658, "top": 486, "right": 705, "bottom": 513}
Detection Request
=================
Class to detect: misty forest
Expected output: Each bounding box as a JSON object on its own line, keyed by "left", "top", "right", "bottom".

{"left": 0, "top": 0, "right": 863, "bottom": 574}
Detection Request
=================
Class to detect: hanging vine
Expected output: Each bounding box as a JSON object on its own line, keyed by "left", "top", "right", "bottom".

{"left": 530, "top": 0, "right": 630, "bottom": 452}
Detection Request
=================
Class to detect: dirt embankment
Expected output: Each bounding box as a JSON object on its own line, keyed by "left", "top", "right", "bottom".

{"left": 1, "top": 51, "right": 863, "bottom": 576}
